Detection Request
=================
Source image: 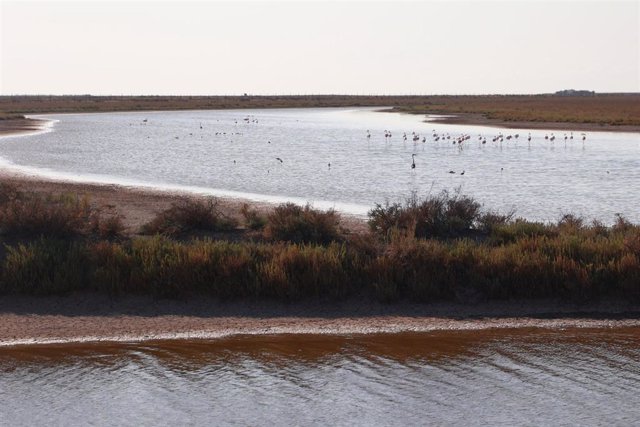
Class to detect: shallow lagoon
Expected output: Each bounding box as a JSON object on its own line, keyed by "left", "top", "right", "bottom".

{"left": 0, "top": 108, "right": 638, "bottom": 222}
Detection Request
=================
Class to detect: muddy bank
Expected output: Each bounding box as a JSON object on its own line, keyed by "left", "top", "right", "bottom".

{"left": 0, "top": 117, "right": 49, "bottom": 136}
{"left": 0, "top": 171, "right": 368, "bottom": 235}
{"left": 419, "top": 112, "right": 640, "bottom": 133}
{"left": 1, "top": 294, "right": 639, "bottom": 347}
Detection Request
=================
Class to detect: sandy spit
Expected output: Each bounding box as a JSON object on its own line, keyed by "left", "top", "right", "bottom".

{"left": 1, "top": 294, "right": 639, "bottom": 347}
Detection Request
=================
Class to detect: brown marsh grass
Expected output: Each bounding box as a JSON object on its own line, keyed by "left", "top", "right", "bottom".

{"left": 0, "top": 187, "right": 638, "bottom": 303}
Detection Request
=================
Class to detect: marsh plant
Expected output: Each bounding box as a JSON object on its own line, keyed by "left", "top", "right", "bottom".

{"left": 0, "top": 186, "right": 638, "bottom": 303}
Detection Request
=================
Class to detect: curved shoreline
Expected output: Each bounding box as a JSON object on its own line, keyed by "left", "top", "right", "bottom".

{"left": 0, "top": 114, "right": 373, "bottom": 217}
{"left": 0, "top": 115, "right": 370, "bottom": 229}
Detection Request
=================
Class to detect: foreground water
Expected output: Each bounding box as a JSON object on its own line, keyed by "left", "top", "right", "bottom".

{"left": 1, "top": 328, "right": 639, "bottom": 426}
{"left": 1, "top": 108, "right": 638, "bottom": 222}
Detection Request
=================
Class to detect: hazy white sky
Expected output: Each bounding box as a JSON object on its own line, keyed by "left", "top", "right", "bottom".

{"left": 1, "top": 0, "right": 638, "bottom": 95}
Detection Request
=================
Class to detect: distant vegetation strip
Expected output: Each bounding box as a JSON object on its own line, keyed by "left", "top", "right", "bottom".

{"left": 0, "top": 94, "right": 638, "bottom": 127}
{"left": 0, "top": 184, "right": 638, "bottom": 303}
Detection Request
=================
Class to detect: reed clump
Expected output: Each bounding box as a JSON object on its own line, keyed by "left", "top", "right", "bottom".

{"left": 0, "top": 191, "right": 92, "bottom": 238}
{"left": 90, "top": 213, "right": 126, "bottom": 240}
{"left": 240, "top": 203, "right": 267, "bottom": 231}
{"left": 264, "top": 203, "right": 342, "bottom": 245}
{"left": 0, "top": 238, "right": 87, "bottom": 295}
{"left": 141, "top": 198, "right": 238, "bottom": 237}
{"left": 368, "top": 190, "right": 488, "bottom": 240}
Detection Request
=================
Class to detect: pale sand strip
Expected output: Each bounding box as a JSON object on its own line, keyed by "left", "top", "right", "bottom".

{"left": 1, "top": 295, "right": 639, "bottom": 347}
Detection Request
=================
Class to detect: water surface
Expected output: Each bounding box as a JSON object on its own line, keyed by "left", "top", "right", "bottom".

{"left": 0, "top": 108, "right": 638, "bottom": 221}
{"left": 1, "top": 328, "right": 639, "bottom": 426}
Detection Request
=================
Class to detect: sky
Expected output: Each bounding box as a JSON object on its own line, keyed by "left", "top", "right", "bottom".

{"left": 1, "top": 0, "right": 638, "bottom": 95}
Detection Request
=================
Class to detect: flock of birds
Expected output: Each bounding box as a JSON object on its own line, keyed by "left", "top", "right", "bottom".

{"left": 370, "top": 129, "right": 587, "bottom": 145}
{"left": 138, "top": 116, "right": 590, "bottom": 174}
{"left": 368, "top": 128, "right": 588, "bottom": 172}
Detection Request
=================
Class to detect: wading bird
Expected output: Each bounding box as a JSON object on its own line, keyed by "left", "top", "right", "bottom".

{"left": 411, "top": 154, "right": 416, "bottom": 169}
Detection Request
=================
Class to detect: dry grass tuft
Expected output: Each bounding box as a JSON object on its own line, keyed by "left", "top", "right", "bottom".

{"left": 142, "top": 198, "right": 237, "bottom": 237}
{"left": 264, "top": 203, "right": 342, "bottom": 245}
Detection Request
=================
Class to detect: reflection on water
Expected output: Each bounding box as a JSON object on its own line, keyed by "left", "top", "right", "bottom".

{"left": 0, "top": 108, "right": 638, "bottom": 221}
{"left": 1, "top": 328, "right": 640, "bottom": 426}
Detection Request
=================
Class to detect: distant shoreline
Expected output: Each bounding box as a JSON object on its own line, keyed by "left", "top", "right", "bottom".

{"left": 415, "top": 111, "right": 640, "bottom": 133}
{"left": 1, "top": 93, "right": 639, "bottom": 134}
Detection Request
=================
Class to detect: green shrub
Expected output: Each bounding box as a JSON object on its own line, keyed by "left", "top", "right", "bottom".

{"left": 1, "top": 238, "right": 87, "bottom": 294}
{"left": 257, "top": 243, "right": 353, "bottom": 300}
{"left": 489, "top": 219, "right": 553, "bottom": 244}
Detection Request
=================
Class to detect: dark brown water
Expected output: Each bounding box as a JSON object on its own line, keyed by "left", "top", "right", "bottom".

{"left": 1, "top": 328, "right": 640, "bottom": 426}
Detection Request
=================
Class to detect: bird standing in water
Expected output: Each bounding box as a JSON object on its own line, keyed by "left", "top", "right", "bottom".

{"left": 411, "top": 154, "right": 416, "bottom": 169}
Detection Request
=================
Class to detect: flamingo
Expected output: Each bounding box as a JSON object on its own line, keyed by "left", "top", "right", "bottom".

{"left": 411, "top": 154, "right": 416, "bottom": 169}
